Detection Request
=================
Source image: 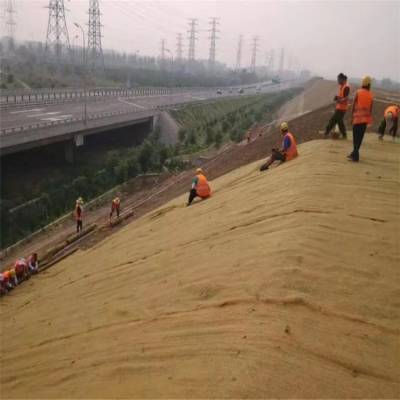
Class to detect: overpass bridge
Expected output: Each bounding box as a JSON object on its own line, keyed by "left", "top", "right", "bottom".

{"left": 0, "top": 81, "right": 295, "bottom": 158}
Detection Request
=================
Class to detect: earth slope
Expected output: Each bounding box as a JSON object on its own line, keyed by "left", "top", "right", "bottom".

{"left": 1, "top": 136, "right": 399, "bottom": 399}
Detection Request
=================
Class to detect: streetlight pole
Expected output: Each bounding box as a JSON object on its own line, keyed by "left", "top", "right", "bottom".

{"left": 74, "top": 22, "right": 87, "bottom": 126}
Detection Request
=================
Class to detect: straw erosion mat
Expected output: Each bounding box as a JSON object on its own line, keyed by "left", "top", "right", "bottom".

{"left": 1, "top": 136, "right": 399, "bottom": 399}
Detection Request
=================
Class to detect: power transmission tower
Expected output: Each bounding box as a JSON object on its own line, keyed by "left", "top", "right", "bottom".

{"left": 279, "top": 47, "right": 284, "bottom": 76}
{"left": 250, "top": 36, "right": 259, "bottom": 71}
{"left": 187, "top": 18, "right": 198, "bottom": 64}
{"left": 208, "top": 17, "right": 219, "bottom": 68}
{"left": 87, "top": 0, "right": 104, "bottom": 69}
{"left": 45, "top": 0, "right": 71, "bottom": 61}
{"left": 235, "top": 34, "right": 243, "bottom": 70}
{"left": 4, "top": 0, "right": 16, "bottom": 47}
{"left": 268, "top": 49, "right": 275, "bottom": 74}
{"left": 176, "top": 33, "right": 183, "bottom": 61}
{"left": 160, "top": 38, "right": 166, "bottom": 60}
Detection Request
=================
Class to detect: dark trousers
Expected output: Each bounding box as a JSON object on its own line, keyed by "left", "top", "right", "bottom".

{"left": 76, "top": 220, "right": 83, "bottom": 233}
{"left": 351, "top": 123, "right": 367, "bottom": 161}
{"left": 326, "top": 109, "right": 347, "bottom": 137}
{"left": 378, "top": 119, "right": 398, "bottom": 138}
{"left": 188, "top": 189, "right": 197, "bottom": 204}
{"left": 187, "top": 189, "right": 198, "bottom": 205}
{"left": 260, "top": 149, "right": 285, "bottom": 171}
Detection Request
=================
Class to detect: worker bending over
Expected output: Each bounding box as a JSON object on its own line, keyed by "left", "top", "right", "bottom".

{"left": 324, "top": 73, "right": 350, "bottom": 139}
{"left": 348, "top": 76, "right": 374, "bottom": 162}
{"left": 378, "top": 105, "right": 399, "bottom": 140}
{"left": 110, "top": 196, "right": 121, "bottom": 222}
{"left": 260, "top": 122, "right": 298, "bottom": 171}
{"left": 14, "top": 258, "right": 29, "bottom": 281}
{"left": 75, "top": 197, "right": 84, "bottom": 233}
{"left": 187, "top": 168, "right": 211, "bottom": 206}
{"left": 28, "top": 253, "right": 39, "bottom": 274}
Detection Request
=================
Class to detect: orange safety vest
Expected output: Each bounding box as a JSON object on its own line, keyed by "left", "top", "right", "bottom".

{"left": 384, "top": 105, "right": 399, "bottom": 120}
{"left": 283, "top": 132, "right": 298, "bottom": 161}
{"left": 195, "top": 174, "right": 211, "bottom": 198}
{"left": 75, "top": 205, "right": 83, "bottom": 221}
{"left": 352, "top": 88, "right": 373, "bottom": 125}
{"left": 112, "top": 198, "right": 120, "bottom": 209}
{"left": 336, "top": 83, "right": 350, "bottom": 111}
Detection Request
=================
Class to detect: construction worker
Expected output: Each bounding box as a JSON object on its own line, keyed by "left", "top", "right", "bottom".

{"left": 348, "top": 76, "right": 374, "bottom": 162}
{"left": 260, "top": 122, "right": 298, "bottom": 171}
{"left": 246, "top": 130, "right": 251, "bottom": 143}
{"left": 187, "top": 168, "right": 211, "bottom": 206}
{"left": 0, "top": 273, "right": 8, "bottom": 295}
{"left": 14, "top": 258, "right": 29, "bottom": 281}
{"left": 324, "top": 73, "right": 350, "bottom": 139}
{"left": 110, "top": 196, "right": 121, "bottom": 222}
{"left": 378, "top": 105, "right": 399, "bottom": 140}
{"left": 75, "top": 197, "right": 84, "bottom": 233}
{"left": 28, "top": 253, "right": 39, "bottom": 274}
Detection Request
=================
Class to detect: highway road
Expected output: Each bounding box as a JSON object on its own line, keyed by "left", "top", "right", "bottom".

{"left": 0, "top": 82, "right": 294, "bottom": 132}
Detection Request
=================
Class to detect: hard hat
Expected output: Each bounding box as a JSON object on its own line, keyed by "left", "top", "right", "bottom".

{"left": 362, "top": 75, "right": 372, "bottom": 86}
{"left": 385, "top": 112, "right": 393, "bottom": 121}
{"left": 196, "top": 168, "right": 203, "bottom": 174}
{"left": 76, "top": 197, "right": 84, "bottom": 204}
{"left": 280, "top": 122, "right": 289, "bottom": 131}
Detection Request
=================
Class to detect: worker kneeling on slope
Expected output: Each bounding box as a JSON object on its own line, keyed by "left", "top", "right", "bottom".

{"left": 187, "top": 168, "right": 211, "bottom": 206}
{"left": 378, "top": 104, "right": 399, "bottom": 140}
{"left": 260, "top": 122, "right": 298, "bottom": 171}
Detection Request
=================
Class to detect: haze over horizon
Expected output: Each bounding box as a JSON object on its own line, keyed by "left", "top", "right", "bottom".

{"left": 3, "top": 0, "right": 400, "bottom": 81}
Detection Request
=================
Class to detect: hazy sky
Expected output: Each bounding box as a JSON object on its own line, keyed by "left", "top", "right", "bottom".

{"left": 4, "top": 0, "right": 400, "bottom": 80}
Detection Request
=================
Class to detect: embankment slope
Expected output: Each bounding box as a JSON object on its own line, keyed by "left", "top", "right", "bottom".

{"left": 1, "top": 136, "right": 399, "bottom": 398}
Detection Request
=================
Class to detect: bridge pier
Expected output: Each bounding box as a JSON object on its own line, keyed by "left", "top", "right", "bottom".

{"left": 64, "top": 141, "right": 75, "bottom": 163}
{"left": 64, "top": 135, "right": 85, "bottom": 163}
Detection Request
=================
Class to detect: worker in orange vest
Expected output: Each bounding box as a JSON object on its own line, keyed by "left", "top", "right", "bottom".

{"left": 348, "top": 76, "right": 374, "bottom": 162}
{"left": 187, "top": 168, "right": 211, "bottom": 206}
{"left": 109, "top": 196, "right": 121, "bottom": 222}
{"left": 324, "top": 73, "right": 350, "bottom": 139}
{"left": 260, "top": 122, "right": 298, "bottom": 171}
{"left": 75, "top": 197, "right": 84, "bottom": 233}
{"left": 14, "top": 258, "right": 29, "bottom": 281}
{"left": 378, "top": 105, "right": 399, "bottom": 140}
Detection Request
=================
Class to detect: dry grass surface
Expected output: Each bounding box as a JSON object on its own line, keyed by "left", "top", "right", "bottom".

{"left": 1, "top": 135, "right": 399, "bottom": 399}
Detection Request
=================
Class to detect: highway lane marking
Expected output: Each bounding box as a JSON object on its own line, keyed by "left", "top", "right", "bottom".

{"left": 118, "top": 97, "right": 147, "bottom": 109}
{"left": 27, "top": 111, "right": 61, "bottom": 117}
{"left": 41, "top": 114, "right": 73, "bottom": 121}
{"left": 10, "top": 108, "right": 45, "bottom": 114}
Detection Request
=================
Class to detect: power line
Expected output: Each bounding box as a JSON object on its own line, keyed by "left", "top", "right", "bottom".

{"left": 208, "top": 17, "right": 219, "bottom": 68}
{"left": 45, "top": 0, "right": 71, "bottom": 61}
{"left": 87, "top": 0, "right": 104, "bottom": 69}
{"left": 235, "top": 34, "right": 243, "bottom": 70}
{"left": 250, "top": 36, "right": 259, "bottom": 71}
